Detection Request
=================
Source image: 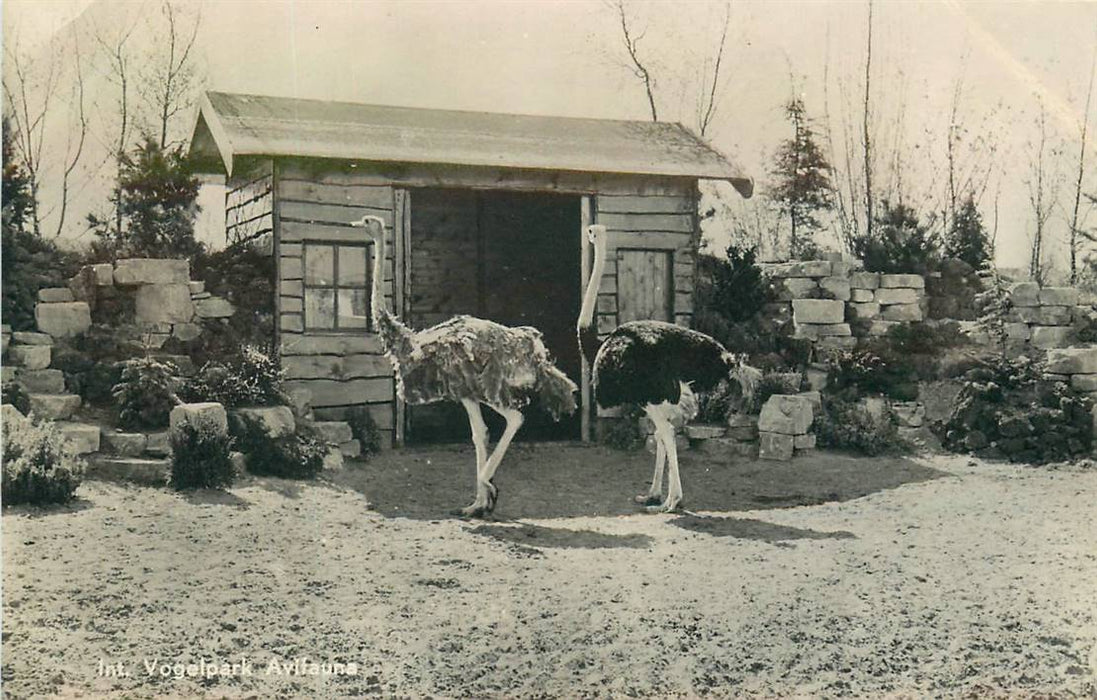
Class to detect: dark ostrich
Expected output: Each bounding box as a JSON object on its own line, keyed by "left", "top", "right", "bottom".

{"left": 351, "top": 215, "right": 577, "bottom": 517}
{"left": 578, "top": 224, "right": 756, "bottom": 511}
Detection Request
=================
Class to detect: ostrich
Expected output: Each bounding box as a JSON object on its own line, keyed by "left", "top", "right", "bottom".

{"left": 578, "top": 224, "right": 758, "bottom": 512}
{"left": 351, "top": 215, "right": 578, "bottom": 517}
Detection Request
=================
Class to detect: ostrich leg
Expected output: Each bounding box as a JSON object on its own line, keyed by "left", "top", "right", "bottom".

{"left": 459, "top": 399, "right": 493, "bottom": 518}
{"left": 648, "top": 416, "right": 683, "bottom": 513}
{"left": 476, "top": 405, "right": 525, "bottom": 513}
{"left": 634, "top": 405, "right": 666, "bottom": 506}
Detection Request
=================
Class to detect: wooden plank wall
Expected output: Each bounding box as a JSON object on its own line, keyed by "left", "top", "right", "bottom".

{"left": 274, "top": 161, "right": 399, "bottom": 445}
{"left": 593, "top": 187, "right": 697, "bottom": 338}
{"left": 226, "top": 160, "right": 274, "bottom": 246}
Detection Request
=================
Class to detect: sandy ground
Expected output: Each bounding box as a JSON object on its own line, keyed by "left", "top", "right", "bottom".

{"left": 2, "top": 444, "right": 1095, "bottom": 698}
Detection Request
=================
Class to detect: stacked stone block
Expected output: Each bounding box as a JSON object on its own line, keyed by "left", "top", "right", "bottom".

{"left": 757, "top": 394, "right": 816, "bottom": 461}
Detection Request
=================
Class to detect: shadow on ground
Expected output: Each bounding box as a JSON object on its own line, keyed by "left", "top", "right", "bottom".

{"left": 468, "top": 522, "right": 654, "bottom": 550}
{"left": 670, "top": 514, "right": 855, "bottom": 542}
{"left": 329, "top": 442, "right": 945, "bottom": 521}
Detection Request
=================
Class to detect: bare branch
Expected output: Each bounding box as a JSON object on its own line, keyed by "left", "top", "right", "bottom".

{"left": 698, "top": 2, "right": 730, "bottom": 136}
{"left": 612, "top": 0, "right": 658, "bottom": 122}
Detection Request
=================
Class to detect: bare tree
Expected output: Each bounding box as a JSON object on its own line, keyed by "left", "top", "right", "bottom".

{"left": 1068, "top": 35, "right": 1097, "bottom": 284}
{"left": 695, "top": 2, "right": 730, "bottom": 137}
{"left": 862, "top": 0, "right": 874, "bottom": 239}
{"left": 51, "top": 28, "right": 89, "bottom": 239}
{"left": 1026, "top": 102, "right": 1061, "bottom": 285}
{"left": 138, "top": 0, "right": 201, "bottom": 148}
{"left": 610, "top": 0, "right": 658, "bottom": 122}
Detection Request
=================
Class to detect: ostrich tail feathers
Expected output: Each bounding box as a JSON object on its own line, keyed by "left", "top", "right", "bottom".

{"left": 536, "top": 363, "right": 579, "bottom": 421}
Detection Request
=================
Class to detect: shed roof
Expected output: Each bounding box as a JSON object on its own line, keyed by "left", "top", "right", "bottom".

{"left": 188, "top": 91, "right": 752, "bottom": 196}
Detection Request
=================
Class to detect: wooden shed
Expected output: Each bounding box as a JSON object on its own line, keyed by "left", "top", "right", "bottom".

{"left": 188, "top": 91, "right": 752, "bottom": 446}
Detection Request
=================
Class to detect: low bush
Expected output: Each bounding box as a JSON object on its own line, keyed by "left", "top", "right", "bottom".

{"left": 815, "top": 397, "right": 907, "bottom": 456}
{"left": 113, "top": 357, "right": 181, "bottom": 431}
{"left": 2, "top": 417, "right": 84, "bottom": 505}
{"left": 749, "top": 372, "right": 804, "bottom": 413}
{"left": 345, "top": 405, "right": 383, "bottom": 459}
{"left": 850, "top": 199, "right": 941, "bottom": 276}
{"left": 2, "top": 381, "right": 32, "bottom": 415}
{"left": 234, "top": 416, "right": 326, "bottom": 479}
{"left": 599, "top": 405, "right": 646, "bottom": 451}
{"left": 169, "top": 424, "right": 236, "bottom": 490}
{"left": 938, "top": 355, "right": 1092, "bottom": 464}
{"left": 182, "top": 345, "right": 286, "bottom": 408}
{"left": 1, "top": 226, "right": 83, "bottom": 332}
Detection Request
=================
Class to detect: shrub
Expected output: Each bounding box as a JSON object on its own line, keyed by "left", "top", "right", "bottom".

{"left": 189, "top": 242, "right": 276, "bottom": 363}
{"left": 2, "top": 417, "right": 84, "bottom": 505}
{"left": 938, "top": 355, "right": 1092, "bottom": 464}
{"left": 2, "top": 381, "right": 32, "bottom": 415}
{"left": 113, "top": 357, "right": 181, "bottom": 431}
{"left": 851, "top": 199, "right": 941, "bottom": 275}
{"left": 815, "top": 397, "right": 907, "bottom": 456}
{"left": 345, "top": 405, "right": 383, "bottom": 459}
{"left": 234, "top": 416, "right": 326, "bottom": 479}
{"left": 1, "top": 226, "right": 83, "bottom": 332}
{"left": 748, "top": 372, "right": 804, "bottom": 414}
{"left": 183, "top": 345, "right": 286, "bottom": 408}
{"left": 600, "top": 405, "right": 646, "bottom": 451}
{"left": 169, "top": 424, "right": 236, "bottom": 490}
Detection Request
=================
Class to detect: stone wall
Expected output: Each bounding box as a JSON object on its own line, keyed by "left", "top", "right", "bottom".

{"left": 957, "top": 282, "right": 1095, "bottom": 352}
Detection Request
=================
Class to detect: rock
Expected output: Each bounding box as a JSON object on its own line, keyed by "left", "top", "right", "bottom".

{"left": 0, "top": 367, "right": 14, "bottom": 386}
{"left": 1012, "top": 305, "right": 1072, "bottom": 326}
{"left": 875, "top": 287, "right": 920, "bottom": 305}
{"left": 850, "top": 271, "right": 880, "bottom": 289}
{"left": 311, "top": 420, "right": 354, "bottom": 444}
{"left": 796, "top": 391, "right": 823, "bottom": 412}
{"left": 113, "top": 258, "right": 190, "bottom": 286}
{"left": 1043, "top": 373, "right": 1070, "bottom": 382}
{"left": 35, "top": 301, "right": 91, "bottom": 338}
{"left": 55, "top": 421, "right": 100, "bottom": 454}
{"left": 778, "top": 278, "right": 818, "bottom": 300}
{"left": 879, "top": 274, "right": 925, "bottom": 289}
{"left": 230, "top": 451, "right": 248, "bottom": 475}
{"left": 194, "top": 296, "right": 235, "bottom": 319}
{"left": 232, "top": 405, "right": 296, "bottom": 438}
{"left": 286, "top": 387, "right": 314, "bottom": 420}
{"left": 759, "top": 432, "right": 795, "bottom": 461}
{"left": 963, "top": 430, "right": 988, "bottom": 451}
{"left": 322, "top": 448, "right": 345, "bottom": 471}
{"left": 768, "top": 260, "right": 832, "bottom": 278}
{"left": 1047, "top": 347, "right": 1097, "bottom": 374}
{"left": 171, "top": 322, "right": 203, "bottom": 342}
{"left": 816, "top": 336, "right": 857, "bottom": 350}
{"left": 849, "top": 302, "right": 880, "bottom": 320}
{"left": 891, "top": 401, "right": 926, "bottom": 428}
{"left": 920, "top": 380, "right": 964, "bottom": 423}
{"left": 170, "top": 402, "right": 229, "bottom": 437}
{"left": 869, "top": 320, "right": 900, "bottom": 336}
{"left": 145, "top": 431, "right": 173, "bottom": 457}
{"left": 135, "top": 283, "right": 195, "bottom": 325}
{"left": 100, "top": 431, "right": 148, "bottom": 457}
{"left": 1009, "top": 282, "right": 1040, "bottom": 307}
{"left": 1004, "top": 322, "right": 1031, "bottom": 342}
{"left": 697, "top": 436, "right": 758, "bottom": 460}
{"left": 861, "top": 397, "right": 889, "bottom": 420}
{"left": 758, "top": 395, "right": 814, "bottom": 435}
{"left": 805, "top": 366, "right": 829, "bottom": 391}
{"left": 792, "top": 299, "right": 845, "bottom": 324}
{"left": 190, "top": 291, "right": 212, "bottom": 300}
{"left": 38, "top": 287, "right": 75, "bottom": 303}
{"left": 1031, "top": 326, "right": 1074, "bottom": 350}
{"left": 2, "top": 403, "right": 28, "bottom": 428}
{"left": 793, "top": 433, "right": 816, "bottom": 450}
{"left": 15, "top": 369, "right": 66, "bottom": 394}
{"left": 725, "top": 413, "right": 759, "bottom": 441}
{"left": 188, "top": 280, "right": 205, "bottom": 295}
{"left": 12, "top": 331, "right": 53, "bottom": 346}
{"left": 685, "top": 424, "right": 726, "bottom": 440}
{"left": 880, "top": 303, "right": 923, "bottom": 322}
{"left": 87, "top": 456, "right": 169, "bottom": 486}
{"left": 830, "top": 261, "right": 852, "bottom": 277}
{"left": 8, "top": 345, "right": 51, "bottom": 370}
{"left": 28, "top": 393, "right": 81, "bottom": 420}
{"left": 1039, "top": 286, "right": 1079, "bottom": 306}
{"left": 819, "top": 276, "right": 851, "bottom": 301}
{"left": 69, "top": 264, "right": 114, "bottom": 301}
{"left": 1071, "top": 374, "right": 1097, "bottom": 392}
{"left": 339, "top": 439, "right": 362, "bottom": 458}
{"left": 850, "top": 288, "right": 875, "bottom": 303}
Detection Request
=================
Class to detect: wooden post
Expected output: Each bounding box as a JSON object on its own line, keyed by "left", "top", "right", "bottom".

{"left": 580, "top": 195, "right": 593, "bottom": 443}
{"left": 393, "top": 188, "right": 409, "bottom": 446}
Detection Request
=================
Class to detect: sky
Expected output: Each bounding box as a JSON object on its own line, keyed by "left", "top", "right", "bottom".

{"left": 4, "top": 0, "right": 1097, "bottom": 277}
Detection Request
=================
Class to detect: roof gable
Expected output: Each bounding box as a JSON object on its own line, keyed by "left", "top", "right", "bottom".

{"left": 188, "top": 91, "right": 752, "bottom": 196}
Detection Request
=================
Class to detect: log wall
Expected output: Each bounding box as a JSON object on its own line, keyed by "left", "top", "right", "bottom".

{"left": 226, "top": 159, "right": 274, "bottom": 247}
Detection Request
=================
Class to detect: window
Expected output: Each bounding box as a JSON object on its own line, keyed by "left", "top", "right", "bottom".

{"left": 303, "top": 242, "right": 371, "bottom": 331}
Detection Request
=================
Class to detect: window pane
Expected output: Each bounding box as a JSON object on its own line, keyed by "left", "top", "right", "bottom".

{"left": 305, "top": 245, "right": 335, "bottom": 286}
{"left": 338, "top": 245, "right": 368, "bottom": 286}
{"left": 305, "top": 288, "right": 336, "bottom": 329}
{"left": 338, "top": 288, "right": 369, "bottom": 328}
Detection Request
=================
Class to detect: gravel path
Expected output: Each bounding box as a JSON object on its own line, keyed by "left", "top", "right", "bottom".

{"left": 2, "top": 450, "right": 1095, "bottom": 698}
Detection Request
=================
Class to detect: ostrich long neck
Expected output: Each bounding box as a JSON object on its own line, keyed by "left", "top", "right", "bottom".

{"left": 370, "top": 230, "right": 415, "bottom": 360}
{"left": 577, "top": 234, "right": 607, "bottom": 362}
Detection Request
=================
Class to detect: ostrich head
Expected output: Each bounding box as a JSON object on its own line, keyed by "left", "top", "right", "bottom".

{"left": 350, "top": 215, "right": 386, "bottom": 240}
{"left": 586, "top": 224, "right": 606, "bottom": 246}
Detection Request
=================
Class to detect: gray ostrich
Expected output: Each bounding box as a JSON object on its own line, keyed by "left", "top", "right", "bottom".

{"left": 351, "top": 215, "right": 578, "bottom": 517}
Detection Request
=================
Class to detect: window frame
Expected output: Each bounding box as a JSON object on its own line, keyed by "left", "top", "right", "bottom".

{"left": 302, "top": 241, "right": 373, "bottom": 333}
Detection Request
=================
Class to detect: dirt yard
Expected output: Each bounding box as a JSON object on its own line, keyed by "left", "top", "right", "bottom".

{"left": 2, "top": 443, "right": 1095, "bottom": 698}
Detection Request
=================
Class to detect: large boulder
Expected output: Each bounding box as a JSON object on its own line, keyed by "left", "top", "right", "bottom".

{"left": 759, "top": 432, "right": 795, "bottom": 461}
{"left": 194, "top": 297, "right": 235, "bottom": 319}
{"left": 56, "top": 421, "right": 100, "bottom": 454}
{"left": 232, "top": 405, "right": 296, "bottom": 438}
{"left": 880, "top": 304, "right": 923, "bottom": 322}
{"left": 35, "top": 302, "right": 91, "bottom": 338}
{"left": 758, "top": 394, "right": 814, "bottom": 435}
{"left": 1039, "top": 287, "right": 1079, "bottom": 307}
{"left": 170, "top": 402, "right": 229, "bottom": 438}
{"left": 879, "top": 274, "right": 925, "bottom": 289}
{"left": 8, "top": 345, "right": 51, "bottom": 370}
{"left": 28, "top": 393, "right": 81, "bottom": 420}
{"left": 113, "top": 258, "right": 189, "bottom": 286}
{"left": 1045, "top": 347, "right": 1097, "bottom": 375}
{"left": 875, "top": 287, "right": 920, "bottom": 305}
{"left": 1009, "top": 282, "right": 1040, "bottom": 307}
{"left": 792, "top": 299, "right": 844, "bottom": 325}
{"left": 135, "top": 284, "right": 195, "bottom": 325}
{"left": 12, "top": 331, "right": 53, "bottom": 346}
{"left": 15, "top": 369, "right": 66, "bottom": 394}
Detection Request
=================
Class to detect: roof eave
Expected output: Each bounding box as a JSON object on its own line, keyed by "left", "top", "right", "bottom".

{"left": 187, "top": 94, "right": 235, "bottom": 176}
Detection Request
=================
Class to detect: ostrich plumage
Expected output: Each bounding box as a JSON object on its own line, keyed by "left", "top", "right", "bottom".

{"left": 353, "top": 215, "right": 577, "bottom": 517}
{"left": 578, "top": 224, "right": 749, "bottom": 512}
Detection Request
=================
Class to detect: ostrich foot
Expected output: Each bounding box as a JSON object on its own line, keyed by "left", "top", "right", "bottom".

{"left": 633, "top": 492, "right": 663, "bottom": 506}
{"left": 645, "top": 497, "right": 682, "bottom": 514}
{"left": 455, "top": 481, "right": 499, "bottom": 519}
